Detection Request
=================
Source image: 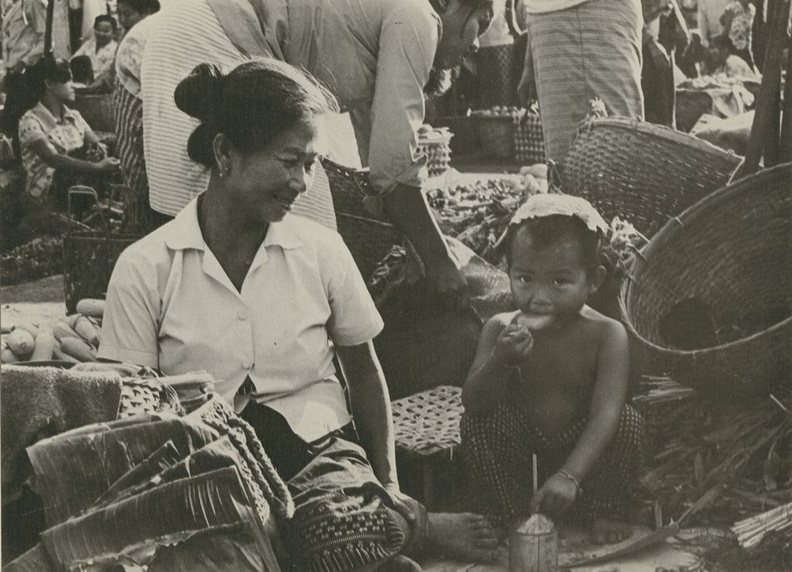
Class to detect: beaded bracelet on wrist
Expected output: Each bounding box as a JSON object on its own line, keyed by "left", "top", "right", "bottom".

{"left": 556, "top": 469, "right": 583, "bottom": 494}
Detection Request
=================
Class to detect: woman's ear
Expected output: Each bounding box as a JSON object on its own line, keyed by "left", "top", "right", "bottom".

{"left": 212, "top": 132, "right": 232, "bottom": 175}
{"left": 588, "top": 265, "right": 607, "bottom": 294}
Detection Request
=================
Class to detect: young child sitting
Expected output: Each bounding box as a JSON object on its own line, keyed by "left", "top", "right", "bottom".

{"left": 461, "top": 194, "right": 645, "bottom": 545}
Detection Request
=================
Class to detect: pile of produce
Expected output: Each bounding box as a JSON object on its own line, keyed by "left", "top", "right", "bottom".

{"left": 470, "top": 105, "right": 528, "bottom": 119}
{"left": 426, "top": 164, "right": 548, "bottom": 265}
{"left": 1, "top": 298, "right": 105, "bottom": 364}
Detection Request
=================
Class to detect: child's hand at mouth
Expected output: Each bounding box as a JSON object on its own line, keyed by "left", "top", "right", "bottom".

{"left": 492, "top": 313, "right": 540, "bottom": 366}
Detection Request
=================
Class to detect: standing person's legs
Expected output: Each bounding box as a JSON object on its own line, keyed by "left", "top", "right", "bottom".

{"left": 527, "top": 0, "right": 644, "bottom": 165}
{"left": 140, "top": 0, "right": 247, "bottom": 218}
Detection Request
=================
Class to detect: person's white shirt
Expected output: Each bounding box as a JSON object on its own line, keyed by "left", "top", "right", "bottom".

{"left": 99, "top": 200, "right": 384, "bottom": 442}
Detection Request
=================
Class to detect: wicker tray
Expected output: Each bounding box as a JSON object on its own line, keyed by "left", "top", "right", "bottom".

{"left": 62, "top": 231, "right": 139, "bottom": 314}
{"left": 392, "top": 385, "right": 463, "bottom": 458}
{"left": 563, "top": 118, "right": 742, "bottom": 237}
{"left": 620, "top": 162, "right": 792, "bottom": 398}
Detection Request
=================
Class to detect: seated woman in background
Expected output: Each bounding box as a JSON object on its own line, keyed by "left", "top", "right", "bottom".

{"left": 71, "top": 15, "right": 119, "bottom": 93}
{"left": 17, "top": 58, "right": 119, "bottom": 208}
{"left": 98, "top": 59, "right": 499, "bottom": 572}
{"left": 706, "top": 34, "right": 761, "bottom": 80}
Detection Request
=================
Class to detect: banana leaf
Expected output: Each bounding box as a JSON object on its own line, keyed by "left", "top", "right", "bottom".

{"left": 89, "top": 439, "right": 185, "bottom": 511}
{"left": 27, "top": 415, "right": 220, "bottom": 525}
{"left": 3, "top": 543, "right": 57, "bottom": 572}
{"left": 41, "top": 466, "right": 278, "bottom": 571}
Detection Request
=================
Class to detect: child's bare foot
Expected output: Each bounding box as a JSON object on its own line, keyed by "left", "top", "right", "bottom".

{"left": 427, "top": 513, "right": 499, "bottom": 562}
{"left": 590, "top": 517, "right": 632, "bottom": 545}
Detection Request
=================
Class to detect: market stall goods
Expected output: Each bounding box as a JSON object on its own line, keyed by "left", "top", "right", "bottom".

{"left": 1, "top": 299, "right": 105, "bottom": 365}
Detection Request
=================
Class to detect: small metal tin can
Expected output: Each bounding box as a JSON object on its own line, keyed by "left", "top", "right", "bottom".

{"left": 509, "top": 514, "right": 558, "bottom": 572}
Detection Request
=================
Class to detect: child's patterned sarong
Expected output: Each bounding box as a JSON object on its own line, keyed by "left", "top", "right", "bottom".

{"left": 460, "top": 402, "right": 645, "bottom": 528}
{"left": 241, "top": 401, "right": 406, "bottom": 572}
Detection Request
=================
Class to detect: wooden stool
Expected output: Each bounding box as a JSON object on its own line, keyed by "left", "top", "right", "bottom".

{"left": 391, "top": 386, "right": 464, "bottom": 510}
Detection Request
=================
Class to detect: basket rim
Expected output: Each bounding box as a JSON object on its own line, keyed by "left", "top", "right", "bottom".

{"left": 575, "top": 117, "right": 743, "bottom": 164}
{"left": 619, "top": 162, "right": 792, "bottom": 357}
{"left": 63, "top": 231, "right": 142, "bottom": 239}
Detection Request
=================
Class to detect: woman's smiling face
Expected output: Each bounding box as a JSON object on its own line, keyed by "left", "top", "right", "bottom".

{"left": 224, "top": 117, "right": 327, "bottom": 225}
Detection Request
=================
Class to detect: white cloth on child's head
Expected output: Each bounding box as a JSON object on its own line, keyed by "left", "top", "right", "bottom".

{"left": 509, "top": 194, "right": 608, "bottom": 234}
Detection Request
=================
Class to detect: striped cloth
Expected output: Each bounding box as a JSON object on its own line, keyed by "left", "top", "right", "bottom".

{"left": 526, "top": 0, "right": 644, "bottom": 164}
{"left": 114, "top": 82, "right": 151, "bottom": 233}
{"left": 140, "top": 0, "right": 337, "bottom": 230}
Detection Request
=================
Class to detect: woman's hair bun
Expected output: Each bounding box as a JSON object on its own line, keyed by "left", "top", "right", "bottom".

{"left": 174, "top": 63, "right": 224, "bottom": 122}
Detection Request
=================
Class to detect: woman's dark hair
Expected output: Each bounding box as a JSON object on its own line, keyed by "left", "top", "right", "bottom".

{"left": 3, "top": 57, "right": 71, "bottom": 159}
{"left": 505, "top": 214, "right": 603, "bottom": 275}
{"left": 26, "top": 57, "right": 72, "bottom": 101}
{"left": 70, "top": 55, "right": 94, "bottom": 84}
{"left": 94, "top": 14, "right": 117, "bottom": 31}
{"left": 117, "top": 0, "right": 161, "bottom": 14}
{"left": 174, "top": 60, "right": 339, "bottom": 169}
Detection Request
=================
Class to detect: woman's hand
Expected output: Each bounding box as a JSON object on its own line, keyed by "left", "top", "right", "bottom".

{"left": 529, "top": 472, "right": 579, "bottom": 517}
{"left": 492, "top": 314, "right": 534, "bottom": 366}
{"left": 94, "top": 157, "right": 120, "bottom": 172}
{"left": 384, "top": 483, "right": 423, "bottom": 525}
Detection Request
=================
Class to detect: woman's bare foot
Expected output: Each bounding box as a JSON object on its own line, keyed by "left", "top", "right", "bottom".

{"left": 590, "top": 517, "right": 632, "bottom": 545}
{"left": 375, "top": 554, "right": 422, "bottom": 571}
{"left": 427, "top": 513, "right": 499, "bottom": 563}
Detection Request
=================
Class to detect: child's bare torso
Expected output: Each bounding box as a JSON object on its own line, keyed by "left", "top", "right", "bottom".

{"left": 499, "top": 307, "right": 607, "bottom": 435}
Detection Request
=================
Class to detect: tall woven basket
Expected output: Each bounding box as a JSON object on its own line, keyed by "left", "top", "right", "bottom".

{"left": 563, "top": 118, "right": 742, "bottom": 237}
{"left": 322, "top": 158, "right": 404, "bottom": 282}
{"left": 63, "top": 231, "right": 139, "bottom": 314}
{"left": 620, "top": 162, "right": 792, "bottom": 398}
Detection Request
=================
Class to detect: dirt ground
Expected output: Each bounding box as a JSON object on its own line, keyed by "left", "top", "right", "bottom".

{"left": 0, "top": 274, "right": 67, "bottom": 330}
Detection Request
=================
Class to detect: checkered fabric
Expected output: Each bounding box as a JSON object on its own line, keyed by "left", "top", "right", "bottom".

{"left": 477, "top": 44, "right": 517, "bottom": 108}
{"left": 513, "top": 112, "right": 546, "bottom": 165}
{"left": 461, "top": 402, "right": 645, "bottom": 528}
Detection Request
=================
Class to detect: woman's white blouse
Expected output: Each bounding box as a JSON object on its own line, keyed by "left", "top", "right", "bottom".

{"left": 99, "top": 199, "right": 384, "bottom": 441}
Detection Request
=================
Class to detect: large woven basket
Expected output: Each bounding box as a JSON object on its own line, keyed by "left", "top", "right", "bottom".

{"left": 563, "top": 118, "right": 742, "bottom": 237}
{"left": 620, "top": 162, "right": 792, "bottom": 398}
{"left": 322, "top": 158, "right": 405, "bottom": 282}
{"left": 62, "top": 231, "right": 139, "bottom": 314}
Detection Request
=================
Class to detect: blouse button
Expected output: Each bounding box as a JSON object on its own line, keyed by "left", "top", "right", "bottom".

{"left": 238, "top": 309, "right": 249, "bottom": 320}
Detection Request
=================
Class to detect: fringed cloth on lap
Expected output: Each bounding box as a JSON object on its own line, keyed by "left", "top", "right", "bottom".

{"left": 461, "top": 402, "right": 645, "bottom": 528}
{"left": 526, "top": 0, "right": 645, "bottom": 163}
{"left": 241, "top": 401, "right": 406, "bottom": 571}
